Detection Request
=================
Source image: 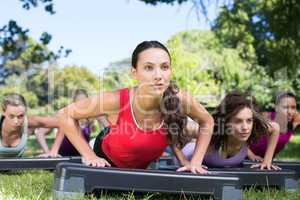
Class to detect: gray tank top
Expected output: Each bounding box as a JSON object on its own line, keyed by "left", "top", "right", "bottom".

{"left": 203, "top": 144, "right": 247, "bottom": 168}
{"left": 0, "top": 115, "right": 28, "bottom": 158}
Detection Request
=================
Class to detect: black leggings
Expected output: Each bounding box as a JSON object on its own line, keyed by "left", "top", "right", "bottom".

{"left": 93, "top": 127, "right": 116, "bottom": 167}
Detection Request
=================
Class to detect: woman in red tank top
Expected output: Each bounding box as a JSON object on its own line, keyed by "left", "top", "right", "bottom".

{"left": 58, "top": 41, "right": 214, "bottom": 174}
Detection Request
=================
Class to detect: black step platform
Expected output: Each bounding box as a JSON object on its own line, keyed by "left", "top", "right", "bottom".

{"left": 53, "top": 162, "right": 242, "bottom": 200}
{"left": 158, "top": 165, "right": 298, "bottom": 192}
{"left": 0, "top": 156, "right": 82, "bottom": 171}
{"left": 243, "top": 160, "right": 300, "bottom": 177}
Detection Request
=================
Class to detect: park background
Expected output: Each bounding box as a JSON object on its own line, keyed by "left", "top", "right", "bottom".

{"left": 0, "top": 0, "right": 300, "bottom": 199}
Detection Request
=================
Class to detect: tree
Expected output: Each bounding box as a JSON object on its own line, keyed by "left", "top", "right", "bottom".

{"left": 0, "top": 1, "right": 70, "bottom": 84}
{"left": 19, "top": 0, "right": 55, "bottom": 14}
{"left": 139, "top": 0, "right": 300, "bottom": 105}
{"left": 167, "top": 30, "right": 256, "bottom": 106}
{"left": 213, "top": 0, "right": 300, "bottom": 78}
{"left": 101, "top": 58, "right": 138, "bottom": 91}
{"left": 26, "top": 65, "right": 101, "bottom": 109}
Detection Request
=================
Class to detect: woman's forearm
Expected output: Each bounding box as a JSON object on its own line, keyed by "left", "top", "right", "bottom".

{"left": 49, "top": 129, "right": 65, "bottom": 154}
{"left": 58, "top": 110, "right": 98, "bottom": 160}
{"left": 172, "top": 145, "right": 190, "bottom": 166}
{"left": 35, "top": 128, "right": 51, "bottom": 153}
{"left": 190, "top": 119, "right": 214, "bottom": 165}
{"left": 263, "top": 122, "right": 280, "bottom": 164}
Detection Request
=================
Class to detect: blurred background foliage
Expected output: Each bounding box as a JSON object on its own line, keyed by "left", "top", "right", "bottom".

{"left": 1, "top": 0, "right": 299, "bottom": 115}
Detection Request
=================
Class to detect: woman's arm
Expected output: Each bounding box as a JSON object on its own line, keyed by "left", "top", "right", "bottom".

{"left": 35, "top": 128, "right": 52, "bottom": 153}
{"left": 172, "top": 145, "right": 190, "bottom": 166}
{"left": 28, "top": 115, "right": 59, "bottom": 128}
{"left": 38, "top": 128, "right": 64, "bottom": 157}
{"left": 252, "top": 121, "right": 280, "bottom": 170}
{"left": 172, "top": 119, "right": 199, "bottom": 166}
{"left": 176, "top": 91, "right": 214, "bottom": 174}
{"left": 58, "top": 91, "right": 119, "bottom": 167}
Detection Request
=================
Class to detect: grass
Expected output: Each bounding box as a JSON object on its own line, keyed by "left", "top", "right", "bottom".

{"left": 1, "top": 134, "right": 300, "bottom": 199}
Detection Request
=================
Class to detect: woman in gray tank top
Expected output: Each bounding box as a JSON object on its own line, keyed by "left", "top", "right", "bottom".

{"left": 0, "top": 93, "right": 59, "bottom": 158}
{"left": 173, "top": 91, "right": 281, "bottom": 170}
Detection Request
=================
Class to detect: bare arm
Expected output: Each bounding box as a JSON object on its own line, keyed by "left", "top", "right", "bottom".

{"left": 255, "top": 121, "right": 280, "bottom": 170}
{"left": 35, "top": 128, "right": 52, "bottom": 153}
{"left": 38, "top": 128, "right": 65, "bottom": 157}
{"left": 172, "top": 145, "right": 190, "bottom": 166}
{"left": 28, "top": 115, "right": 59, "bottom": 128}
{"left": 176, "top": 91, "right": 214, "bottom": 173}
{"left": 58, "top": 91, "right": 119, "bottom": 167}
{"left": 172, "top": 119, "right": 199, "bottom": 166}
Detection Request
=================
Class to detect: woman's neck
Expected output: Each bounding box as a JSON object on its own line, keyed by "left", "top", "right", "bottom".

{"left": 1, "top": 118, "right": 22, "bottom": 146}
{"left": 131, "top": 87, "right": 163, "bottom": 130}
{"left": 133, "top": 87, "right": 161, "bottom": 113}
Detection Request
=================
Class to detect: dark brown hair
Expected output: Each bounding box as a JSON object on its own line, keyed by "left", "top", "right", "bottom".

{"left": 132, "top": 41, "right": 187, "bottom": 147}
{"left": 212, "top": 91, "right": 270, "bottom": 148}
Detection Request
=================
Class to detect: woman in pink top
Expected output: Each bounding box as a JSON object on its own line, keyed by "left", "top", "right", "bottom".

{"left": 248, "top": 92, "right": 300, "bottom": 161}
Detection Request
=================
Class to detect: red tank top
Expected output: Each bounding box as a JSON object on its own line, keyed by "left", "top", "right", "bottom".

{"left": 101, "top": 88, "right": 168, "bottom": 169}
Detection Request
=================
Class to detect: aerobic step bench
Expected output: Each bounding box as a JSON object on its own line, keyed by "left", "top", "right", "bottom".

{"left": 0, "top": 156, "right": 82, "bottom": 171}
{"left": 158, "top": 165, "right": 298, "bottom": 192}
{"left": 53, "top": 162, "right": 242, "bottom": 200}
{"left": 243, "top": 160, "right": 300, "bottom": 178}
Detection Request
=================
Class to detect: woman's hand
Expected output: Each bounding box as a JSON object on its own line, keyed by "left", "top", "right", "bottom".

{"left": 81, "top": 156, "right": 111, "bottom": 167}
{"left": 176, "top": 162, "right": 209, "bottom": 174}
{"left": 250, "top": 161, "right": 281, "bottom": 170}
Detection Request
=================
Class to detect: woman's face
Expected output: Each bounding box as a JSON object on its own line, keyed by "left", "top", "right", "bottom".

{"left": 276, "top": 97, "right": 297, "bottom": 122}
{"left": 3, "top": 105, "right": 26, "bottom": 130}
{"left": 226, "top": 107, "right": 253, "bottom": 142}
{"left": 132, "top": 48, "right": 171, "bottom": 97}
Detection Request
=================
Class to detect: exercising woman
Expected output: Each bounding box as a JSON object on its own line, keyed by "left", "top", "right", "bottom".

{"left": 38, "top": 89, "right": 108, "bottom": 157}
{"left": 248, "top": 92, "right": 300, "bottom": 161}
{"left": 173, "top": 91, "right": 280, "bottom": 170}
{"left": 58, "top": 41, "right": 214, "bottom": 173}
{"left": 0, "top": 93, "right": 58, "bottom": 157}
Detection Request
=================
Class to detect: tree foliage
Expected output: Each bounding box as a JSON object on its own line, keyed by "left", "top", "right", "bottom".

{"left": 213, "top": 0, "right": 300, "bottom": 78}
{"left": 20, "top": 0, "right": 55, "bottom": 14}
{"left": 167, "top": 30, "right": 256, "bottom": 106}
{"left": 0, "top": 1, "right": 70, "bottom": 84}
{"left": 26, "top": 65, "right": 100, "bottom": 109}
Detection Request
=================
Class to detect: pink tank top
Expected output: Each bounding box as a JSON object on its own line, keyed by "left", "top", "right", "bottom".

{"left": 249, "top": 112, "right": 293, "bottom": 157}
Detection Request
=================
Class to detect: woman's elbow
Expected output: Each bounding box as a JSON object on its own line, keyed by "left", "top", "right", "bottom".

{"left": 201, "top": 115, "right": 214, "bottom": 136}
{"left": 271, "top": 122, "right": 280, "bottom": 136}
{"left": 57, "top": 108, "right": 71, "bottom": 126}
{"left": 207, "top": 115, "right": 214, "bottom": 130}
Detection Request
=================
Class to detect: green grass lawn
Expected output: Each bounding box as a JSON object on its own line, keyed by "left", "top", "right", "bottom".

{"left": 1, "top": 134, "right": 300, "bottom": 200}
